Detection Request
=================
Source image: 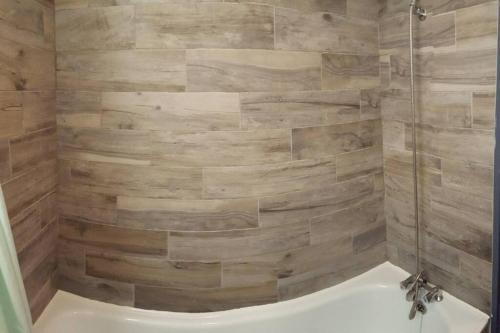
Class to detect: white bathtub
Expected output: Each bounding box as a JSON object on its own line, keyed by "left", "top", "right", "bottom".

{"left": 33, "top": 262, "right": 488, "bottom": 333}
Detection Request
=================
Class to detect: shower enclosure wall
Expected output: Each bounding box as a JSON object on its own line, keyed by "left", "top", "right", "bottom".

{"left": 55, "top": 0, "right": 386, "bottom": 311}
{"left": 0, "top": 0, "right": 58, "bottom": 321}
{"left": 0, "top": 0, "right": 497, "bottom": 323}
{"left": 381, "top": 0, "right": 497, "bottom": 312}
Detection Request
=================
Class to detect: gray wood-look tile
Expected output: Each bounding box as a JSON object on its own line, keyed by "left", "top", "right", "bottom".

{"left": 102, "top": 92, "right": 241, "bottom": 131}
{"left": 56, "top": 6, "right": 135, "bottom": 51}
{"left": 151, "top": 129, "right": 291, "bottom": 167}
{"left": 203, "top": 157, "right": 337, "bottom": 199}
{"left": 117, "top": 197, "right": 258, "bottom": 231}
{"left": 57, "top": 49, "right": 186, "bottom": 92}
{"left": 275, "top": 7, "right": 378, "bottom": 54}
{"left": 186, "top": 49, "right": 321, "bottom": 92}
{"left": 322, "top": 53, "right": 380, "bottom": 90}
{"left": 136, "top": 3, "right": 274, "bottom": 49}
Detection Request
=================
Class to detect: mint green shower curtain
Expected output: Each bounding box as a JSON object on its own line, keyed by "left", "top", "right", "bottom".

{"left": 0, "top": 186, "right": 32, "bottom": 333}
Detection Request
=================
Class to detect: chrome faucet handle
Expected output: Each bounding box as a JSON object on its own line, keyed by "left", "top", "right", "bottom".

{"left": 424, "top": 286, "right": 443, "bottom": 303}
{"left": 400, "top": 275, "right": 416, "bottom": 290}
{"left": 406, "top": 271, "right": 426, "bottom": 292}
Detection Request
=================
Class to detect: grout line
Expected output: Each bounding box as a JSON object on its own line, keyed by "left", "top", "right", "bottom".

{"left": 166, "top": 231, "right": 171, "bottom": 260}
{"left": 257, "top": 198, "right": 261, "bottom": 227}
{"left": 220, "top": 262, "right": 224, "bottom": 288}
{"left": 470, "top": 91, "right": 474, "bottom": 128}
{"left": 273, "top": 6, "right": 276, "bottom": 50}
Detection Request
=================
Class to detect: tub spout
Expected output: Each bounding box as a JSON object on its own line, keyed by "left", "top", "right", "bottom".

{"left": 409, "top": 300, "right": 427, "bottom": 320}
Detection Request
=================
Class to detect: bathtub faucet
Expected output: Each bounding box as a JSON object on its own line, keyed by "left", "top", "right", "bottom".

{"left": 400, "top": 271, "right": 443, "bottom": 320}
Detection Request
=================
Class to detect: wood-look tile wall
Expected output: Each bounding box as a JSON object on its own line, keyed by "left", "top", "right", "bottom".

{"left": 0, "top": 0, "right": 58, "bottom": 321}
{"left": 380, "top": 0, "right": 497, "bottom": 312}
{"left": 55, "top": 0, "right": 387, "bottom": 311}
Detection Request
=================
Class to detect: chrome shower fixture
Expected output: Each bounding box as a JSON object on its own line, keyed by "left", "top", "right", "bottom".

{"left": 400, "top": 272, "right": 444, "bottom": 320}
{"left": 410, "top": 0, "right": 427, "bottom": 21}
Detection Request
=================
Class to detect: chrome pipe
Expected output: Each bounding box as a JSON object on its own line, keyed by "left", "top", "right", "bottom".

{"left": 409, "top": 0, "right": 421, "bottom": 274}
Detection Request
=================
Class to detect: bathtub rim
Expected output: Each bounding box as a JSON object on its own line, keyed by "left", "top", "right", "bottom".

{"left": 33, "top": 261, "right": 489, "bottom": 331}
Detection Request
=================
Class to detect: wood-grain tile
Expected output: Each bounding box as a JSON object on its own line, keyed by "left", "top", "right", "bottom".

{"left": 361, "top": 89, "right": 381, "bottom": 121}
{"left": 28, "top": 267, "right": 57, "bottom": 322}
{"left": 57, "top": 49, "right": 186, "bottom": 92}
{"left": 10, "top": 127, "right": 57, "bottom": 176}
{"left": 0, "top": 139, "right": 10, "bottom": 182}
{"left": 58, "top": 127, "right": 151, "bottom": 165}
{"left": 60, "top": 159, "right": 202, "bottom": 199}
{"left": 382, "top": 120, "right": 406, "bottom": 149}
{"left": 102, "top": 92, "right": 240, "bottom": 131}
{"left": 240, "top": 90, "right": 360, "bottom": 129}
{"left": 336, "top": 146, "right": 383, "bottom": 181}
{"left": 59, "top": 189, "right": 117, "bottom": 224}
{"left": 117, "top": 197, "right": 258, "bottom": 231}
{"left": 0, "top": 0, "right": 54, "bottom": 51}
{"left": 17, "top": 221, "right": 58, "bottom": 278}
{"left": 278, "top": 0, "right": 346, "bottom": 14}
{"left": 0, "top": 92, "right": 23, "bottom": 138}
{"left": 421, "top": 259, "right": 490, "bottom": 313}
{"left": 60, "top": 218, "right": 168, "bottom": 255}
{"left": 136, "top": 3, "right": 273, "bottom": 49}
{"left": 472, "top": 92, "right": 495, "bottom": 129}
{"left": 346, "top": 0, "right": 379, "bottom": 19}
{"left": 23, "top": 251, "right": 56, "bottom": 307}
{"left": 55, "top": 0, "right": 88, "bottom": 10}
{"left": 278, "top": 243, "right": 385, "bottom": 301}
{"left": 0, "top": 37, "right": 55, "bottom": 91}
{"left": 406, "top": 123, "right": 494, "bottom": 165}
{"left": 186, "top": 49, "right": 321, "bottom": 92}
{"left": 56, "top": 90, "right": 102, "bottom": 128}
{"left": 456, "top": 1, "right": 497, "bottom": 51}
{"left": 310, "top": 194, "right": 384, "bottom": 244}
{"left": 3, "top": 160, "right": 57, "bottom": 218}
{"left": 460, "top": 252, "right": 492, "bottom": 291}
{"left": 416, "top": 91, "right": 471, "bottom": 128}
{"left": 379, "top": 14, "right": 408, "bottom": 52}
{"left": 169, "top": 221, "right": 309, "bottom": 261}
{"left": 275, "top": 7, "right": 378, "bottom": 54}
{"left": 259, "top": 175, "right": 376, "bottom": 226}
{"left": 380, "top": 12, "right": 454, "bottom": 52}
{"left": 203, "top": 157, "right": 336, "bottom": 199}
{"left": 39, "top": 192, "right": 57, "bottom": 228}
{"left": 10, "top": 203, "right": 42, "bottom": 253}
{"left": 380, "top": 89, "right": 411, "bottom": 122}
{"left": 378, "top": 0, "right": 407, "bottom": 18}
{"left": 57, "top": 239, "right": 85, "bottom": 275}
{"left": 430, "top": 186, "right": 492, "bottom": 233}
{"left": 322, "top": 53, "right": 380, "bottom": 90}
{"left": 277, "top": 237, "right": 354, "bottom": 279}
{"left": 135, "top": 282, "right": 278, "bottom": 312}
{"left": 389, "top": 50, "right": 432, "bottom": 90}
{"left": 151, "top": 129, "right": 290, "bottom": 167}
{"left": 292, "top": 119, "right": 381, "bottom": 160}
{"left": 442, "top": 159, "right": 493, "bottom": 200}
{"left": 22, "top": 91, "right": 56, "bottom": 132}
{"left": 352, "top": 224, "right": 386, "bottom": 254}
{"left": 431, "top": 49, "right": 496, "bottom": 92}
{"left": 87, "top": 252, "right": 221, "bottom": 288}
{"left": 58, "top": 271, "right": 135, "bottom": 306}
{"left": 422, "top": 0, "right": 494, "bottom": 15}
{"left": 56, "top": 6, "right": 135, "bottom": 51}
